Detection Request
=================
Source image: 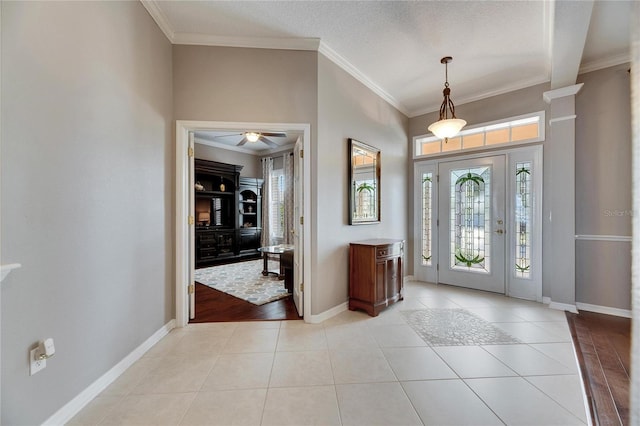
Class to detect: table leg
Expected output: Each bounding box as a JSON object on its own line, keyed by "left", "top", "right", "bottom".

{"left": 262, "top": 253, "right": 269, "bottom": 276}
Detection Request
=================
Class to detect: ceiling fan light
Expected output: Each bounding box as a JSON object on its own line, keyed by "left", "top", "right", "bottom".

{"left": 246, "top": 132, "right": 260, "bottom": 142}
{"left": 428, "top": 118, "right": 467, "bottom": 139}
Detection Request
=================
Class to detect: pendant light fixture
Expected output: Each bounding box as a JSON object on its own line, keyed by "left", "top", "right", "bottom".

{"left": 428, "top": 56, "right": 466, "bottom": 140}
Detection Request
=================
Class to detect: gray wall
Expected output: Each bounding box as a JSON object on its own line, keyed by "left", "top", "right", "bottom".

{"left": 1, "top": 2, "right": 174, "bottom": 424}
{"left": 315, "top": 54, "right": 409, "bottom": 314}
{"left": 194, "top": 143, "right": 261, "bottom": 178}
{"left": 575, "top": 64, "right": 632, "bottom": 309}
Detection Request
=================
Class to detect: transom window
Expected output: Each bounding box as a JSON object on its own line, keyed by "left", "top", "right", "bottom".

{"left": 414, "top": 111, "right": 544, "bottom": 158}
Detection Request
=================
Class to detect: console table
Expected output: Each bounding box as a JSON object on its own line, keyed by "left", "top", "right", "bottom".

{"left": 349, "top": 239, "right": 404, "bottom": 316}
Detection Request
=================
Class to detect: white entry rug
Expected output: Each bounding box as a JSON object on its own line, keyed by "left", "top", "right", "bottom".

{"left": 194, "top": 259, "right": 290, "bottom": 305}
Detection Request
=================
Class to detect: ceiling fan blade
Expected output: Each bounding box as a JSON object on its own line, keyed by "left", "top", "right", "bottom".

{"left": 260, "top": 136, "right": 279, "bottom": 147}
{"left": 236, "top": 137, "right": 249, "bottom": 146}
{"left": 260, "top": 132, "right": 287, "bottom": 138}
{"left": 213, "top": 133, "right": 243, "bottom": 139}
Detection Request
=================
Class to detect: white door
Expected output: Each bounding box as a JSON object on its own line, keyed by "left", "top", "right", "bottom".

{"left": 292, "top": 137, "right": 303, "bottom": 316}
{"left": 438, "top": 155, "right": 506, "bottom": 293}
{"left": 188, "top": 132, "right": 196, "bottom": 319}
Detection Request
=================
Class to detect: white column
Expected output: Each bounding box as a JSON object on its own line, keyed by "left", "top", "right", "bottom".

{"left": 543, "top": 84, "right": 583, "bottom": 310}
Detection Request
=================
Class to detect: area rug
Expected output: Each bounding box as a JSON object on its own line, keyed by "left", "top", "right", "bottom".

{"left": 401, "top": 308, "right": 521, "bottom": 346}
{"left": 194, "top": 259, "right": 290, "bottom": 305}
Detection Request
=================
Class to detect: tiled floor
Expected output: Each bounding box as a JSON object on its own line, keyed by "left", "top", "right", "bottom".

{"left": 69, "top": 280, "right": 588, "bottom": 425}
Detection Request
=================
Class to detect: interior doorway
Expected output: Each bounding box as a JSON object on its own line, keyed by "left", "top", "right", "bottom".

{"left": 175, "top": 121, "right": 312, "bottom": 327}
{"left": 414, "top": 145, "right": 542, "bottom": 301}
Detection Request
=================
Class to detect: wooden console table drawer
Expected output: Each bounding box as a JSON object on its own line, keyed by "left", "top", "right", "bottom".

{"left": 349, "top": 239, "right": 404, "bottom": 317}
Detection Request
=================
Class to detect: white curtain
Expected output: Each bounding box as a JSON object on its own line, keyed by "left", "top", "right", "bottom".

{"left": 261, "top": 157, "right": 273, "bottom": 247}
{"left": 283, "top": 153, "right": 294, "bottom": 245}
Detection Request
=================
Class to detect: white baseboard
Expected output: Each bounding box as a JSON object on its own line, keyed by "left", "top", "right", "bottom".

{"left": 548, "top": 301, "right": 578, "bottom": 313}
{"left": 307, "top": 302, "right": 348, "bottom": 324}
{"left": 542, "top": 296, "right": 551, "bottom": 305}
{"left": 404, "top": 275, "right": 415, "bottom": 281}
{"left": 43, "top": 320, "right": 176, "bottom": 426}
{"left": 576, "top": 302, "right": 632, "bottom": 318}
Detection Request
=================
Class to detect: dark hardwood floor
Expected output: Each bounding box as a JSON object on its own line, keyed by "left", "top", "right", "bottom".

{"left": 189, "top": 282, "right": 301, "bottom": 323}
{"left": 566, "top": 310, "right": 631, "bottom": 425}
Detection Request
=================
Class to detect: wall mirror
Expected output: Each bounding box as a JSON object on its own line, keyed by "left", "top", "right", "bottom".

{"left": 349, "top": 138, "right": 381, "bottom": 224}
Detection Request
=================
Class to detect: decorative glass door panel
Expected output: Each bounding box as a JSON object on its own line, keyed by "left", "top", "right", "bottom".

{"left": 450, "top": 167, "right": 491, "bottom": 273}
{"left": 438, "top": 155, "right": 506, "bottom": 293}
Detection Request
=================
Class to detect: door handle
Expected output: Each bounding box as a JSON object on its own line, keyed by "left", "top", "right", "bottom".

{"left": 495, "top": 229, "right": 504, "bottom": 235}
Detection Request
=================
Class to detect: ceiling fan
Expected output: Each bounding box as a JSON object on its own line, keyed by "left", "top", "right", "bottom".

{"left": 215, "top": 131, "right": 287, "bottom": 147}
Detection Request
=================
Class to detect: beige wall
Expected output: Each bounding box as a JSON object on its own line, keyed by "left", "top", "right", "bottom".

{"left": 315, "top": 54, "right": 409, "bottom": 314}
{"left": 173, "top": 45, "right": 317, "bottom": 125}
{"left": 575, "top": 64, "right": 632, "bottom": 310}
{"left": 1, "top": 2, "right": 174, "bottom": 424}
{"left": 194, "top": 143, "right": 261, "bottom": 178}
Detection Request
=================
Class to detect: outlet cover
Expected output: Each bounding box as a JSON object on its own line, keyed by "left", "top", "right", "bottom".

{"left": 30, "top": 348, "right": 46, "bottom": 375}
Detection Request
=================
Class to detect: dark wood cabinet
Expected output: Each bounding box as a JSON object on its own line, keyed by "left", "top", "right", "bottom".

{"left": 349, "top": 239, "right": 404, "bottom": 316}
{"left": 194, "top": 159, "right": 263, "bottom": 267}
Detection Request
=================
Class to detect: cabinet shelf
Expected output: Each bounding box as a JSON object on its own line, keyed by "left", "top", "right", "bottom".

{"left": 196, "top": 190, "right": 233, "bottom": 197}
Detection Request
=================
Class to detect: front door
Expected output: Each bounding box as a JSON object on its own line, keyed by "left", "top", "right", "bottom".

{"left": 437, "top": 155, "right": 506, "bottom": 293}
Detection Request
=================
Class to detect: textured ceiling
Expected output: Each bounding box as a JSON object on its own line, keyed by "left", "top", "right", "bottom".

{"left": 146, "top": 0, "right": 632, "bottom": 117}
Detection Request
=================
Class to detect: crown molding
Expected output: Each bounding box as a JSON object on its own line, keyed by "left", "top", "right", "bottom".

{"left": 318, "top": 41, "right": 409, "bottom": 116}
{"left": 140, "top": 0, "right": 175, "bottom": 42}
{"left": 173, "top": 33, "right": 321, "bottom": 51}
{"left": 579, "top": 52, "right": 630, "bottom": 75}
{"left": 409, "top": 75, "right": 550, "bottom": 118}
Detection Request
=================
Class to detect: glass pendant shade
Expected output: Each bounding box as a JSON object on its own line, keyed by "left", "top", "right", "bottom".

{"left": 428, "top": 118, "right": 467, "bottom": 139}
{"left": 246, "top": 132, "right": 260, "bottom": 142}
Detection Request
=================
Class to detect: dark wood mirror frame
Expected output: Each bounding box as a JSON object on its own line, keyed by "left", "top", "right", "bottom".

{"left": 349, "top": 138, "right": 381, "bottom": 225}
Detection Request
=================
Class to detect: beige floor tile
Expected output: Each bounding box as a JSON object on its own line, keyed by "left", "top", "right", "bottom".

{"left": 201, "top": 352, "right": 274, "bottom": 391}
{"left": 362, "top": 309, "right": 408, "bottom": 326}
{"left": 142, "top": 329, "right": 188, "bottom": 358}
{"left": 382, "top": 347, "right": 457, "bottom": 381}
{"left": 325, "top": 323, "right": 378, "bottom": 351}
{"left": 369, "top": 324, "right": 427, "bottom": 347}
{"left": 321, "top": 310, "right": 370, "bottom": 328}
{"left": 184, "top": 322, "right": 238, "bottom": 336}
{"left": 233, "top": 320, "right": 281, "bottom": 330}
{"left": 98, "top": 393, "right": 196, "bottom": 425}
{"left": 388, "top": 299, "right": 428, "bottom": 311}
{"left": 493, "top": 322, "right": 569, "bottom": 343}
{"left": 526, "top": 375, "right": 588, "bottom": 423}
{"left": 417, "top": 297, "right": 462, "bottom": 309}
{"left": 465, "top": 377, "right": 585, "bottom": 425}
{"left": 131, "top": 356, "right": 216, "bottom": 394}
{"left": 223, "top": 328, "right": 279, "bottom": 353}
{"left": 269, "top": 350, "right": 334, "bottom": 387}
{"left": 261, "top": 386, "right": 341, "bottom": 426}
{"left": 276, "top": 327, "right": 328, "bottom": 352}
{"left": 179, "top": 389, "right": 266, "bottom": 426}
{"left": 482, "top": 344, "right": 573, "bottom": 376}
{"left": 402, "top": 379, "right": 503, "bottom": 425}
{"left": 330, "top": 349, "right": 397, "bottom": 384}
{"left": 508, "top": 306, "right": 567, "bottom": 322}
{"left": 336, "top": 382, "right": 423, "bottom": 426}
{"left": 467, "top": 307, "right": 528, "bottom": 322}
{"left": 529, "top": 342, "right": 579, "bottom": 371}
{"left": 67, "top": 396, "right": 122, "bottom": 426}
{"left": 101, "top": 357, "right": 164, "bottom": 397}
{"left": 434, "top": 346, "right": 517, "bottom": 378}
{"left": 166, "top": 332, "right": 230, "bottom": 356}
